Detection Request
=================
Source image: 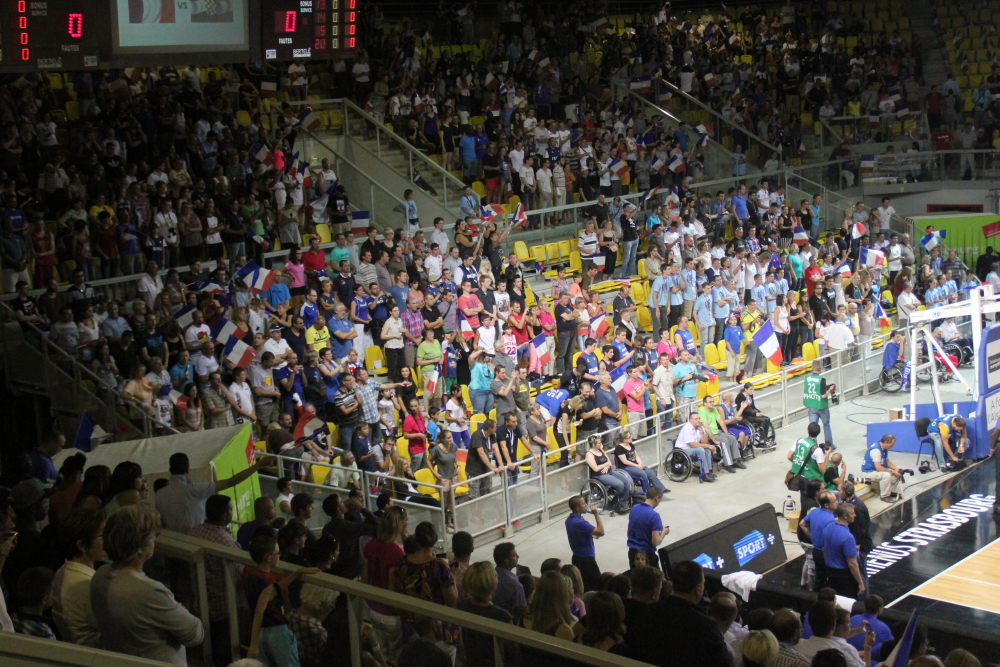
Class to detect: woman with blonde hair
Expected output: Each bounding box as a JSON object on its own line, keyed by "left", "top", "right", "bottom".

{"left": 459, "top": 561, "right": 514, "bottom": 667}
{"left": 516, "top": 570, "right": 581, "bottom": 657}
{"left": 740, "top": 629, "right": 780, "bottom": 667}
{"left": 559, "top": 563, "right": 587, "bottom": 619}
{"left": 945, "top": 649, "right": 982, "bottom": 667}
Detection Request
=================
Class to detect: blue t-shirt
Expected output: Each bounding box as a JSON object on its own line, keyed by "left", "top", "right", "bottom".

{"left": 732, "top": 194, "right": 748, "bottom": 219}
{"left": 536, "top": 388, "right": 570, "bottom": 416}
{"left": 566, "top": 513, "right": 596, "bottom": 557}
{"left": 848, "top": 614, "right": 893, "bottom": 660}
{"left": 626, "top": 502, "right": 662, "bottom": 553}
{"left": 264, "top": 282, "right": 291, "bottom": 309}
{"left": 803, "top": 507, "right": 836, "bottom": 550}
{"left": 673, "top": 362, "right": 697, "bottom": 398}
{"left": 170, "top": 362, "right": 197, "bottom": 388}
{"left": 580, "top": 352, "right": 600, "bottom": 378}
{"left": 300, "top": 302, "right": 319, "bottom": 329}
{"left": 29, "top": 449, "right": 56, "bottom": 484}
{"left": 822, "top": 522, "right": 858, "bottom": 569}
{"left": 882, "top": 340, "right": 900, "bottom": 371}
{"left": 459, "top": 134, "right": 477, "bottom": 161}
{"left": 724, "top": 325, "right": 744, "bottom": 356}
{"left": 328, "top": 317, "right": 354, "bottom": 358}
{"left": 275, "top": 367, "right": 304, "bottom": 409}
{"left": 695, "top": 293, "right": 713, "bottom": 327}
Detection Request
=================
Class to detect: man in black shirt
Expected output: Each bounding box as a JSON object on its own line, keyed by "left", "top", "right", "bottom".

{"left": 495, "top": 412, "right": 524, "bottom": 487}
{"left": 223, "top": 199, "right": 246, "bottom": 267}
{"left": 620, "top": 203, "right": 640, "bottom": 279}
{"left": 360, "top": 226, "right": 382, "bottom": 264}
{"left": 420, "top": 292, "right": 445, "bottom": 342}
{"left": 809, "top": 284, "right": 831, "bottom": 323}
{"left": 575, "top": 382, "right": 602, "bottom": 445}
{"left": 589, "top": 194, "right": 609, "bottom": 226}
{"left": 560, "top": 361, "right": 585, "bottom": 397}
{"left": 283, "top": 315, "right": 307, "bottom": 361}
{"left": 12, "top": 280, "right": 45, "bottom": 333}
{"left": 841, "top": 480, "right": 873, "bottom": 591}
{"left": 553, "top": 292, "right": 578, "bottom": 374}
{"left": 652, "top": 561, "right": 732, "bottom": 667}
{"left": 623, "top": 565, "right": 667, "bottom": 666}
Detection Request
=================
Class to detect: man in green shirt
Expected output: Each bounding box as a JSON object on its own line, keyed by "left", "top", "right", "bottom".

{"left": 787, "top": 422, "right": 828, "bottom": 486}
{"left": 697, "top": 396, "right": 743, "bottom": 472}
{"left": 416, "top": 327, "right": 443, "bottom": 413}
{"left": 803, "top": 361, "right": 836, "bottom": 449}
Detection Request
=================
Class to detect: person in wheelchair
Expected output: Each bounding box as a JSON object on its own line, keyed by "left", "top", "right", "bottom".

{"left": 929, "top": 328, "right": 960, "bottom": 379}
{"left": 940, "top": 317, "right": 973, "bottom": 363}
{"left": 675, "top": 411, "right": 719, "bottom": 483}
{"left": 584, "top": 435, "right": 633, "bottom": 512}
{"left": 613, "top": 431, "right": 668, "bottom": 495}
{"left": 717, "top": 391, "right": 752, "bottom": 455}
{"left": 697, "top": 395, "right": 745, "bottom": 472}
{"left": 735, "top": 382, "right": 776, "bottom": 448}
{"left": 881, "top": 330, "right": 911, "bottom": 389}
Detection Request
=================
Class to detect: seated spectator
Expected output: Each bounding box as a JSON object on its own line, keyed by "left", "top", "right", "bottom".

{"left": 90, "top": 505, "right": 204, "bottom": 663}
{"left": 11, "top": 567, "right": 58, "bottom": 639}
{"left": 52, "top": 508, "right": 104, "bottom": 646}
{"left": 288, "top": 584, "right": 338, "bottom": 667}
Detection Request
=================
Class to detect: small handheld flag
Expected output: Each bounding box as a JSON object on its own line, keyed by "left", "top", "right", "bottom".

{"left": 529, "top": 334, "right": 551, "bottom": 367}
{"left": 875, "top": 300, "right": 891, "bottom": 328}
{"left": 512, "top": 202, "right": 528, "bottom": 229}
{"left": 835, "top": 260, "right": 853, "bottom": 278}
{"left": 223, "top": 337, "right": 257, "bottom": 368}
{"left": 211, "top": 317, "right": 245, "bottom": 346}
{"left": 73, "top": 412, "right": 107, "bottom": 453}
{"left": 458, "top": 311, "right": 476, "bottom": 341}
{"left": 792, "top": 226, "right": 809, "bottom": 246}
{"left": 859, "top": 247, "right": 885, "bottom": 268}
{"left": 851, "top": 221, "right": 867, "bottom": 240}
{"left": 920, "top": 229, "right": 946, "bottom": 251}
{"left": 590, "top": 314, "right": 610, "bottom": 339}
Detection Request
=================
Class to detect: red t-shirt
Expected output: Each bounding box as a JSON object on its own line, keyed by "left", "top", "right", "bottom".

{"left": 932, "top": 130, "right": 954, "bottom": 151}
{"left": 363, "top": 538, "right": 405, "bottom": 616}
{"left": 303, "top": 249, "right": 327, "bottom": 273}
{"left": 457, "top": 294, "right": 482, "bottom": 329}
{"left": 509, "top": 313, "right": 530, "bottom": 344}
{"left": 804, "top": 266, "right": 824, "bottom": 291}
{"left": 403, "top": 412, "right": 427, "bottom": 454}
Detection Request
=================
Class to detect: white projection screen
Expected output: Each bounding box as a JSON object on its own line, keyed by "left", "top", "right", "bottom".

{"left": 111, "top": 0, "right": 250, "bottom": 54}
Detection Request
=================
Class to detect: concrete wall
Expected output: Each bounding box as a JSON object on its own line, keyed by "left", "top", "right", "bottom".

{"left": 849, "top": 181, "right": 997, "bottom": 219}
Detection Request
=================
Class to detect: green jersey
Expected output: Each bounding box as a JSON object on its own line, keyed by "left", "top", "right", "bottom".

{"left": 802, "top": 374, "right": 828, "bottom": 410}
{"left": 790, "top": 437, "right": 824, "bottom": 481}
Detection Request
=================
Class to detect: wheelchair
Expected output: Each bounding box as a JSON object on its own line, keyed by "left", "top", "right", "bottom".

{"left": 942, "top": 341, "right": 974, "bottom": 367}
{"left": 879, "top": 360, "right": 906, "bottom": 393}
{"left": 580, "top": 470, "right": 644, "bottom": 515}
{"left": 664, "top": 442, "right": 723, "bottom": 483}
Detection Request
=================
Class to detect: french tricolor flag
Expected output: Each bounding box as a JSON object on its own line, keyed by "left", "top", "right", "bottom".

{"left": 651, "top": 156, "right": 668, "bottom": 173}
{"left": 859, "top": 247, "right": 884, "bottom": 268}
{"left": 835, "top": 260, "right": 853, "bottom": 278}
{"left": 236, "top": 260, "right": 276, "bottom": 294}
{"left": 458, "top": 311, "right": 476, "bottom": 341}
{"left": 590, "top": 314, "right": 609, "bottom": 339}
{"left": 704, "top": 72, "right": 717, "bottom": 86}
{"left": 480, "top": 203, "right": 498, "bottom": 223}
{"left": 860, "top": 154, "right": 875, "bottom": 173}
{"left": 297, "top": 161, "right": 313, "bottom": 189}
{"left": 351, "top": 210, "right": 370, "bottom": 236}
{"left": 297, "top": 107, "right": 322, "bottom": 133}
{"left": 751, "top": 320, "right": 783, "bottom": 366}
{"left": 174, "top": 304, "right": 196, "bottom": 331}
{"left": 224, "top": 337, "right": 257, "bottom": 368}
{"left": 609, "top": 158, "right": 630, "bottom": 178}
{"left": 423, "top": 366, "right": 439, "bottom": 395}
{"left": 529, "top": 334, "right": 551, "bottom": 367}
{"left": 512, "top": 202, "right": 528, "bottom": 229}
{"left": 157, "top": 384, "right": 184, "bottom": 405}
{"left": 211, "top": 317, "right": 244, "bottom": 346}
{"left": 261, "top": 77, "right": 278, "bottom": 98}
{"left": 920, "top": 229, "right": 946, "bottom": 251}
{"left": 851, "top": 221, "right": 867, "bottom": 240}
{"left": 875, "top": 300, "right": 891, "bottom": 328}
{"left": 609, "top": 366, "right": 628, "bottom": 398}
{"left": 792, "top": 226, "right": 809, "bottom": 246}
{"left": 667, "top": 154, "right": 685, "bottom": 173}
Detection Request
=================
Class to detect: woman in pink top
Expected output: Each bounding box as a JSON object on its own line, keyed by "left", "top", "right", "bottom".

{"left": 532, "top": 300, "right": 557, "bottom": 376}
{"left": 656, "top": 328, "right": 678, "bottom": 361}
{"left": 623, "top": 365, "right": 651, "bottom": 439}
{"left": 362, "top": 506, "right": 408, "bottom": 663}
{"left": 285, "top": 247, "right": 307, "bottom": 311}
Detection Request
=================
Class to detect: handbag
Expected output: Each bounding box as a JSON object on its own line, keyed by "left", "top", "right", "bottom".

{"left": 784, "top": 440, "right": 820, "bottom": 491}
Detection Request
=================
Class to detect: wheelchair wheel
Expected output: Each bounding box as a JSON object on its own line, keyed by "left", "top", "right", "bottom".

{"left": 581, "top": 479, "right": 608, "bottom": 513}
{"left": 959, "top": 345, "right": 974, "bottom": 366}
{"left": 665, "top": 448, "right": 693, "bottom": 482}
{"left": 880, "top": 366, "right": 904, "bottom": 393}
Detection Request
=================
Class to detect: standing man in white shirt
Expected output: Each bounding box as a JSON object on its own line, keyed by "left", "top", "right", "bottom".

{"left": 875, "top": 197, "right": 901, "bottom": 234}
{"left": 518, "top": 155, "right": 537, "bottom": 209}
{"left": 430, "top": 217, "right": 450, "bottom": 255}
{"left": 896, "top": 282, "right": 921, "bottom": 324}
{"left": 289, "top": 62, "right": 308, "bottom": 101}
{"left": 536, "top": 158, "right": 554, "bottom": 224}
{"left": 756, "top": 180, "right": 771, "bottom": 218}
{"left": 508, "top": 138, "right": 525, "bottom": 199}
{"left": 137, "top": 261, "right": 163, "bottom": 311}
{"left": 886, "top": 233, "right": 903, "bottom": 285}
{"left": 578, "top": 221, "right": 599, "bottom": 273}
{"left": 263, "top": 324, "right": 293, "bottom": 369}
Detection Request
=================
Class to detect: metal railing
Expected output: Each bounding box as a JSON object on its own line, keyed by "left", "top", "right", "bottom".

{"left": 818, "top": 112, "right": 930, "bottom": 154}
{"left": 339, "top": 98, "right": 467, "bottom": 212}
{"left": 154, "top": 529, "right": 653, "bottom": 667}
{"left": 1, "top": 633, "right": 168, "bottom": 667}
{"left": 258, "top": 320, "right": 944, "bottom": 548}
{"left": 655, "top": 78, "right": 784, "bottom": 163}
{"left": 0, "top": 300, "right": 153, "bottom": 441}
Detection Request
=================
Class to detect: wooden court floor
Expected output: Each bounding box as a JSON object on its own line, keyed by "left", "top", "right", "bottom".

{"left": 906, "top": 539, "right": 1000, "bottom": 614}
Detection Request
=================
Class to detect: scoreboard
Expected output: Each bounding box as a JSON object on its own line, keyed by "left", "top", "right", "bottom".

{"left": 0, "top": 0, "right": 103, "bottom": 70}
{"left": 262, "top": 0, "right": 359, "bottom": 61}
{"left": 0, "top": 1, "right": 359, "bottom": 71}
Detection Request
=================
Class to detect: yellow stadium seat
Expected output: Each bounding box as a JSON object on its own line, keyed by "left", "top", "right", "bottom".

{"left": 705, "top": 343, "right": 721, "bottom": 367}
{"left": 396, "top": 437, "right": 410, "bottom": 461}
{"left": 637, "top": 305, "right": 652, "bottom": 330}
{"left": 507, "top": 195, "right": 521, "bottom": 210}
{"left": 236, "top": 110, "right": 252, "bottom": 127}
{"left": 545, "top": 427, "right": 562, "bottom": 465}
{"left": 517, "top": 441, "right": 534, "bottom": 473}
{"left": 365, "top": 345, "right": 387, "bottom": 375}
{"left": 65, "top": 100, "right": 80, "bottom": 121}
{"left": 558, "top": 240, "right": 572, "bottom": 260}
{"left": 514, "top": 241, "right": 530, "bottom": 263}
{"left": 569, "top": 251, "right": 582, "bottom": 273}
{"left": 413, "top": 468, "right": 441, "bottom": 499}
{"left": 312, "top": 464, "right": 329, "bottom": 485}
{"left": 316, "top": 223, "right": 333, "bottom": 243}
{"left": 472, "top": 181, "right": 487, "bottom": 197}
{"left": 545, "top": 243, "right": 560, "bottom": 262}
{"left": 531, "top": 246, "right": 546, "bottom": 267}
{"left": 462, "top": 385, "right": 472, "bottom": 412}
{"left": 470, "top": 413, "right": 486, "bottom": 433}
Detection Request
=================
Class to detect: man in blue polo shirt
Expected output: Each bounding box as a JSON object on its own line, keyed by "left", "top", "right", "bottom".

{"left": 626, "top": 486, "right": 667, "bottom": 569}
{"left": 800, "top": 491, "right": 838, "bottom": 591}
{"left": 730, "top": 183, "right": 749, "bottom": 228}
{"left": 565, "top": 495, "right": 605, "bottom": 592}
{"left": 823, "top": 504, "right": 864, "bottom": 598}
{"left": 578, "top": 338, "right": 601, "bottom": 385}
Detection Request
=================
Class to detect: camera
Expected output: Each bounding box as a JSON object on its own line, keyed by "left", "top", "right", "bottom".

{"left": 692, "top": 374, "right": 710, "bottom": 383}
{"left": 899, "top": 468, "right": 915, "bottom": 478}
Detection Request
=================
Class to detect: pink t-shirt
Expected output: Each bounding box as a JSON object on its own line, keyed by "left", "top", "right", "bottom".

{"left": 286, "top": 262, "right": 306, "bottom": 288}
{"left": 363, "top": 538, "right": 405, "bottom": 616}
{"left": 624, "top": 378, "right": 646, "bottom": 413}
{"left": 539, "top": 311, "right": 556, "bottom": 336}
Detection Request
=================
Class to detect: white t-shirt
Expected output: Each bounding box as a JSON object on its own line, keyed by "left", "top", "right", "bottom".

{"left": 887, "top": 244, "right": 902, "bottom": 271}
{"left": 204, "top": 214, "right": 222, "bottom": 245}
{"left": 195, "top": 355, "right": 219, "bottom": 391}
{"left": 519, "top": 165, "right": 535, "bottom": 187}
{"left": 185, "top": 324, "right": 211, "bottom": 348}
{"left": 876, "top": 205, "right": 895, "bottom": 230}
{"left": 446, "top": 398, "right": 467, "bottom": 432}
{"left": 536, "top": 168, "right": 553, "bottom": 194}
{"left": 675, "top": 422, "right": 702, "bottom": 449}
{"left": 479, "top": 327, "right": 497, "bottom": 355}
{"left": 263, "top": 337, "right": 292, "bottom": 369}
{"left": 425, "top": 254, "right": 442, "bottom": 279}
{"left": 137, "top": 274, "right": 163, "bottom": 310}
{"left": 229, "top": 381, "right": 254, "bottom": 424}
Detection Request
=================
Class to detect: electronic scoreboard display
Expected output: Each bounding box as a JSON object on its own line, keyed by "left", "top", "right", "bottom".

{"left": 261, "top": 0, "right": 359, "bottom": 61}
{"left": 0, "top": 1, "right": 359, "bottom": 71}
{"left": 0, "top": 0, "right": 103, "bottom": 69}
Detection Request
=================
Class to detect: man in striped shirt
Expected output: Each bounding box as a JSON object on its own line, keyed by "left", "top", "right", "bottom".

{"left": 577, "top": 220, "right": 599, "bottom": 272}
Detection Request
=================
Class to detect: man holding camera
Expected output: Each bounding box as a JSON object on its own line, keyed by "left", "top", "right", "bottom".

{"left": 803, "top": 361, "right": 836, "bottom": 450}
{"left": 928, "top": 414, "right": 968, "bottom": 470}
{"left": 861, "top": 434, "right": 904, "bottom": 502}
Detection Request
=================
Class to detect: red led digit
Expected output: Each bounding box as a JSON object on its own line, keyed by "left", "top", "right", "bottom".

{"left": 68, "top": 14, "right": 83, "bottom": 38}
{"left": 284, "top": 11, "right": 296, "bottom": 32}
{"left": 19, "top": 16, "right": 25, "bottom": 28}
{"left": 316, "top": 12, "right": 326, "bottom": 22}
{"left": 349, "top": 11, "right": 355, "bottom": 21}
{"left": 348, "top": 37, "right": 355, "bottom": 47}
{"left": 348, "top": 24, "right": 355, "bottom": 34}
{"left": 314, "top": 38, "right": 326, "bottom": 50}
{"left": 316, "top": 0, "right": 326, "bottom": 8}
{"left": 20, "top": 48, "right": 29, "bottom": 60}
{"left": 20, "top": 32, "right": 28, "bottom": 44}
{"left": 17, "top": 0, "right": 24, "bottom": 11}
{"left": 349, "top": 0, "right": 355, "bottom": 7}
{"left": 315, "top": 24, "right": 326, "bottom": 36}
